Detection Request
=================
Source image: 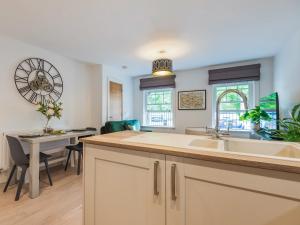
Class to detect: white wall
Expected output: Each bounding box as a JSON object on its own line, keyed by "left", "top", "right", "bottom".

{"left": 274, "top": 30, "right": 300, "bottom": 116}
{"left": 0, "top": 35, "right": 100, "bottom": 170}
{"left": 89, "top": 64, "right": 103, "bottom": 128}
{"left": 133, "top": 58, "right": 274, "bottom": 134}
{"left": 100, "top": 65, "right": 134, "bottom": 125}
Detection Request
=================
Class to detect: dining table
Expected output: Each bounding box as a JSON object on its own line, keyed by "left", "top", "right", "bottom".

{"left": 20, "top": 130, "right": 97, "bottom": 199}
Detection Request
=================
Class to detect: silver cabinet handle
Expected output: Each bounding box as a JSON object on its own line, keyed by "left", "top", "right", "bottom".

{"left": 171, "top": 164, "right": 177, "bottom": 201}
{"left": 154, "top": 161, "right": 159, "bottom": 196}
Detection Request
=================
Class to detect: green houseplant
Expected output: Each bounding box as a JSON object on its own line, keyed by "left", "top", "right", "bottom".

{"left": 271, "top": 104, "right": 300, "bottom": 142}
{"left": 37, "top": 101, "right": 63, "bottom": 133}
{"left": 240, "top": 106, "right": 272, "bottom": 132}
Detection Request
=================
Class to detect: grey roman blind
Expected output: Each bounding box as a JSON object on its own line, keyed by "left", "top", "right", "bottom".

{"left": 140, "top": 75, "right": 176, "bottom": 90}
{"left": 208, "top": 64, "right": 261, "bottom": 85}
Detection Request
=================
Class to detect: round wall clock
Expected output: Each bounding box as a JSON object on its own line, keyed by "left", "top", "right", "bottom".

{"left": 14, "top": 58, "right": 63, "bottom": 105}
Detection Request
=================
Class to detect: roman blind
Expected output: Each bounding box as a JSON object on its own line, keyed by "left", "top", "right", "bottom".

{"left": 208, "top": 64, "right": 261, "bottom": 85}
{"left": 140, "top": 75, "right": 176, "bottom": 90}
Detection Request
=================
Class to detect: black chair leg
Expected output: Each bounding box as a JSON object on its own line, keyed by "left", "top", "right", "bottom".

{"left": 3, "top": 165, "right": 16, "bottom": 192}
{"left": 44, "top": 159, "right": 53, "bottom": 186}
{"left": 65, "top": 149, "right": 72, "bottom": 171}
{"left": 77, "top": 151, "right": 81, "bottom": 175}
{"left": 15, "top": 166, "right": 27, "bottom": 201}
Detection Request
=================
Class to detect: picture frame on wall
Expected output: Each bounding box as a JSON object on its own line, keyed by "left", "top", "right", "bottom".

{"left": 178, "top": 90, "right": 206, "bottom": 110}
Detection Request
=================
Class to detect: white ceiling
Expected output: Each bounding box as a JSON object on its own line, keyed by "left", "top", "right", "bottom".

{"left": 0, "top": 0, "right": 300, "bottom": 76}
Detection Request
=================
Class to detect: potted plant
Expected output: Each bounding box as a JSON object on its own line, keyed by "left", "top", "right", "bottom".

{"left": 37, "top": 101, "right": 63, "bottom": 133}
{"left": 271, "top": 104, "right": 300, "bottom": 142}
{"left": 240, "top": 106, "right": 271, "bottom": 132}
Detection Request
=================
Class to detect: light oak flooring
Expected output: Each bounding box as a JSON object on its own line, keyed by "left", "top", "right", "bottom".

{"left": 0, "top": 166, "right": 82, "bottom": 225}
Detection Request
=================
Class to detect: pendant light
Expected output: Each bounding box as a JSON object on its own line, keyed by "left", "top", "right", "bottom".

{"left": 152, "top": 50, "right": 174, "bottom": 76}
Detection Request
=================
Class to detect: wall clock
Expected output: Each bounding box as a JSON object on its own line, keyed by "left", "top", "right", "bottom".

{"left": 14, "top": 58, "right": 63, "bottom": 105}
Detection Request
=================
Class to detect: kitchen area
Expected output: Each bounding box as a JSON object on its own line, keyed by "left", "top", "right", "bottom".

{"left": 82, "top": 131, "right": 300, "bottom": 225}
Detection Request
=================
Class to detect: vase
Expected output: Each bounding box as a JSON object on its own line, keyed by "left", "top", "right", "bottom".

{"left": 43, "top": 118, "right": 53, "bottom": 134}
{"left": 43, "top": 127, "right": 53, "bottom": 134}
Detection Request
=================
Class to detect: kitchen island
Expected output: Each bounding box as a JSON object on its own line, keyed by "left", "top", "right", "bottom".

{"left": 82, "top": 131, "right": 300, "bottom": 225}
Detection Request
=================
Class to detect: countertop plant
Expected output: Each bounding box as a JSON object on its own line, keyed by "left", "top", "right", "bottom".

{"left": 240, "top": 106, "right": 271, "bottom": 131}
{"left": 272, "top": 104, "right": 300, "bottom": 142}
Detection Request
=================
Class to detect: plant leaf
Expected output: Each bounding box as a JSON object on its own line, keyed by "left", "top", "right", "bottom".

{"left": 291, "top": 104, "right": 300, "bottom": 121}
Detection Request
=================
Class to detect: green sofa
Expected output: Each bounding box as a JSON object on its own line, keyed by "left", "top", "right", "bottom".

{"left": 101, "top": 120, "right": 150, "bottom": 134}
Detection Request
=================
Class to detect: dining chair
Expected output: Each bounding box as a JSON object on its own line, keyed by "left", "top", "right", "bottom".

{"left": 3, "top": 136, "right": 53, "bottom": 201}
{"left": 64, "top": 127, "right": 97, "bottom": 175}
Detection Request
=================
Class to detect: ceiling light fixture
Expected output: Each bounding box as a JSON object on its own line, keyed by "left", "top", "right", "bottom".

{"left": 152, "top": 51, "right": 174, "bottom": 76}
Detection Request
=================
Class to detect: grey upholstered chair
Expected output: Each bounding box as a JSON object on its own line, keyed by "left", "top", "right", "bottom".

{"left": 3, "top": 136, "right": 53, "bottom": 201}
{"left": 65, "top": 127, "right": 97, "bottom": 175}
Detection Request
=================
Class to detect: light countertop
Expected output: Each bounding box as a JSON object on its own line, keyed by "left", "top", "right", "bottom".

{"left": 82, "top": 131, "right": 300, "bottom": 174}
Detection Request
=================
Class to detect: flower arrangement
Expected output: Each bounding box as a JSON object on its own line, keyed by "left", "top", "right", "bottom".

{"left": 37, "top": 101, "right": 63, "bottom": 133}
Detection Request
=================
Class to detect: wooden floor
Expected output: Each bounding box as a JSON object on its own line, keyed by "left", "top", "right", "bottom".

{"left": 0, "top": 166, "right": 83, "bottom": 225}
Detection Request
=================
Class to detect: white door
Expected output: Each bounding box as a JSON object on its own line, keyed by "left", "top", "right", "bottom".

{"left": 166, "top": 155, "right": 300, "bottom": 225}
{"left": 84, "top": 145, "right": 166, "bottom": 225}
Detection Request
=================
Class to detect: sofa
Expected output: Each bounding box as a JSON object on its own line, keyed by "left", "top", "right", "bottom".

{"left": 100, "top": 120, "right": 151, "bottom": 134}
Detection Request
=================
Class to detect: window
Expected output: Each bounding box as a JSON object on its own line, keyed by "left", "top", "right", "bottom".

{"left": 143, "top": 88, "right": 174, "bottom": 127}
{"left": 212, "top": 82, "right": 255, "bottom": 131}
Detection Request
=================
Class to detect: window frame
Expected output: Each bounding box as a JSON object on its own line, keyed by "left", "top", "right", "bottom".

{"left": 211, "top": 81, "right": 256, "bottom": 131}
{"left": 142, "top": 88, "right": 176, "bottom": 128}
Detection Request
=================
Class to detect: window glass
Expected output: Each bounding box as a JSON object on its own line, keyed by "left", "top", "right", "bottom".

{"left": 213, "top": 82, "right": 254, "bottom": 130}
{"left": 143, "top": 89, "right": 174, "bottom": 127}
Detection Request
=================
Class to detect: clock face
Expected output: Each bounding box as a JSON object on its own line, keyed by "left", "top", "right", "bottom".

{"left": 14, "top": 58, "right": 63, "bottom": 105}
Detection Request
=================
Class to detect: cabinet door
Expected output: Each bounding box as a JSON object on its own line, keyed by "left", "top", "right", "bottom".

{"left": 166, "top": 155, "right": 300, "bottom": 225}
{"left": 84, "top": 144, "right": 165, "bottom": 225}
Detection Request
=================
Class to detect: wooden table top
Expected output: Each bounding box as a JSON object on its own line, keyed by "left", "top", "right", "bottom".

{"left": 82, "top": 131, "right": 300, "bottom": 174}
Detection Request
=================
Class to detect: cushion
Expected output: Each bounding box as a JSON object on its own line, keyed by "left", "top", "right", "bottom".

{"left": 104, "top": 120, "right": 141, "bottom": 133}
{"left": 125, "top": 120, "right": 141, "bottom": 131}
{"left": 105, "top": 121, "right": 126, "bottom": 133}
{"left": 125, "top": 124, "right": 138, "bottom": 131}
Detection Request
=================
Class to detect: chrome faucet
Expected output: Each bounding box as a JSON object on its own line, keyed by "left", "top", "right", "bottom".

{"left": 214, "top": 89, "right": 248, "bottom": 139}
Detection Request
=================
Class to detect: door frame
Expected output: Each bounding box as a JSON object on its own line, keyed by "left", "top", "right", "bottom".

{"left": 107, "top": 77, "right": 124, "bottom": 121}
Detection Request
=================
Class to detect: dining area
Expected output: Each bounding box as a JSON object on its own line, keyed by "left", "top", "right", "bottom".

{"left": 0, "top": 88, "right": 99, "bottom": 224}
{"left": 0, "top": 55, "right": 100, "bottom": 206}
{"left": 2, "top": 128, "right": 97, "bottom": 201}
{"left": 0, "top": 141, "right": 87, "bottom": 225}
{"left": 0, "top": 100, "right": 97, "bottom": 201}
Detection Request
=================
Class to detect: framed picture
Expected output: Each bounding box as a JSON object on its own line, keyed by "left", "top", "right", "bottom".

{"left": 178, "top": 90, "right": 206, "bottom": 110}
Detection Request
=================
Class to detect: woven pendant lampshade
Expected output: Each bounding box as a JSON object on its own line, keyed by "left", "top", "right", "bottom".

{"left": 152, "top": 58, "right": 174, "bottom": 76}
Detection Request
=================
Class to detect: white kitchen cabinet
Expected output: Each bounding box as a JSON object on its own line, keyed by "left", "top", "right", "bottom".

{"left": 166, "top": 156, "right": 300, "bottom": 225}
{"left": 84, "top": 144, "right": 300, "bottom": 225}
{"left": 84, "top": 144, "right": 165, "bottom": 225}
